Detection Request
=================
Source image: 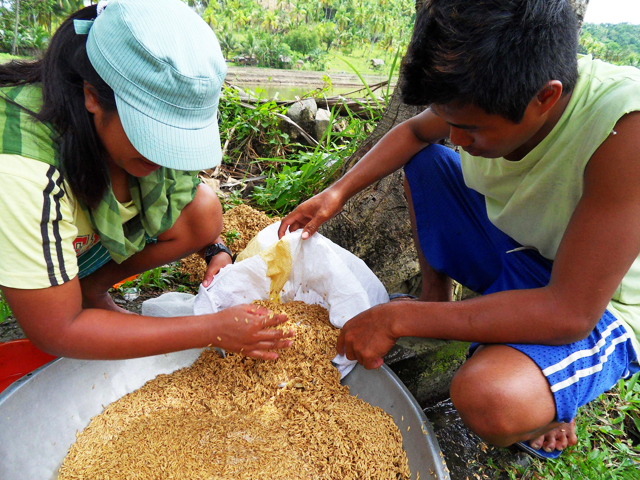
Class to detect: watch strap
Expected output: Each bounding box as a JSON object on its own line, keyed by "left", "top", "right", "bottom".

{"left": 204, "top": 243, "right": 235, "bottom": 265}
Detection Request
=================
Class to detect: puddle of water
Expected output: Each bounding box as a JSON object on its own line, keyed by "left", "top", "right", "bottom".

{"left": 234, "top": 83, "right": 394, "bottom": 101}
{"left": 424, "top": 399, "right": 484, "bottom": 477}
{"left": 424, "top": 399, "right": 531, "bottom": 479}
{"left": 235, "top": 84, "right": 351, "bottom": 100}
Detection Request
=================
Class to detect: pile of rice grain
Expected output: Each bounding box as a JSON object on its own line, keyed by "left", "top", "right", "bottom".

{"left": 178, "top": 204, "right": 279, "bottom": 283}
{"left": 57, "top": 301, "right": 411, "bottom": 480}
{"left": 221, "top": 204, "right": 280, "bottom": 254}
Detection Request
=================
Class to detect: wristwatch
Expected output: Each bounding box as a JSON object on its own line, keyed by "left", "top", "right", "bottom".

{"left": 204, "top": 243, "right": 235, "bottom": 265}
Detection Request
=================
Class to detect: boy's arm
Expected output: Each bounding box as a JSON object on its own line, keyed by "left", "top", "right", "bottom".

{"left": 325, "top": 108, "right": 450, "bottom": 203}
{"left": 338, "top": 112, "right": 640, "bottom": 369}
{"left": 278, "top": 109, "right": 450, "bottom": 238}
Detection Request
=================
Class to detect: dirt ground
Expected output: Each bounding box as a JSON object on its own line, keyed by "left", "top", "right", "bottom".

{"left": 0, "top": 317, "right": 25, "bottom": 343}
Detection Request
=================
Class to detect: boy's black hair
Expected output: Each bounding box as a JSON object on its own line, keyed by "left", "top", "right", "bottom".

{"left": 400, "top": 0, "right": 580, "bottom": 123}
{"left": 0, "top": 5, "right": 116, "bottom": 208}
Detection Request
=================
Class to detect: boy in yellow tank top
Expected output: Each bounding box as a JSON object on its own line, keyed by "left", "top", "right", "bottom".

{"left": 280, "top": 0, "right": 640, "bottom": 459}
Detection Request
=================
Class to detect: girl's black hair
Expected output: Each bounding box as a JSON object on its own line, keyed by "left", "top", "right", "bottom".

{"left": 0, "top": 5, "right": 116, "bottom": 208}
{"left": 400, "top": 0, "right": 580, "bottom": 123}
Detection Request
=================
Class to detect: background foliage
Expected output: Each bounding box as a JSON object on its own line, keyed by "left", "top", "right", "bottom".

{"left": 3, "top": 1, "right": 640, "bottom": 72}
{"left": 0, "top": 0, "right": 414, "bottom": 74}
{"left": 580, "top": 23, "right": 640, "bottom": 66}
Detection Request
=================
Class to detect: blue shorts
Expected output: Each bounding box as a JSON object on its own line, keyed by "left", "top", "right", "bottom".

{"left": 404, "top": 144, "right": 640, "bottom": 424}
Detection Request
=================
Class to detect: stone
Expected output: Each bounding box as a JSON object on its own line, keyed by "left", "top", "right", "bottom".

{"left": 385, "top": 337, "right": 470, "bottom": 406}
{"left": 315, "top": 108, "right": 331, "bottom": 141}
{"left": 283, "top": 99, "right": 319, "bottom": 144}
{"left": 285, "top": 98, "right": 317, "bottom": 124}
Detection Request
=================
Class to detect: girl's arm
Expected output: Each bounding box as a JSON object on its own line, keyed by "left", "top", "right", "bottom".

{"left": 3, "top": 279, "right": 294, "bottom": 360}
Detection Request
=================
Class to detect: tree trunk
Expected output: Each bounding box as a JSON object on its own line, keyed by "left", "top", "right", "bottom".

{"left": 573, "top": 0, "right": 589, "bottom": 25}
{"left": 320, "top": 0, "right": 590, "bottom": 293}
{"left": 11, "top": 0, "right": 20, "bottom": 56}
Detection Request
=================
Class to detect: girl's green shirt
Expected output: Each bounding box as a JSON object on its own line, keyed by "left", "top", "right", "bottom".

{"left": 0, "top": 84, "right": 199, "bottom": 287}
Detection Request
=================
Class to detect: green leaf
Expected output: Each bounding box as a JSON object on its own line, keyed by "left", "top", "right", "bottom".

{"left": 626, "top": 372, "right": 639, "bottom": 392}
{"left": 338, "top": 57, "right": 383, "bottom": 111}
{"left": 612, "top": 415, "right": 625, "bottom": 424}
{"left": 587, "top": 448, "right": 602, "bottom": 461}
{"left": 633, "top": 415, "right": 640, "bottom": 432}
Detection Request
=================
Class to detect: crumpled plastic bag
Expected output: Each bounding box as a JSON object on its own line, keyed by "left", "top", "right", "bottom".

{"left": 193, "top": 222, "right": 389, "bottom": 377}
{"left": 142, "top": 292, "right": 195, "bottom": 317}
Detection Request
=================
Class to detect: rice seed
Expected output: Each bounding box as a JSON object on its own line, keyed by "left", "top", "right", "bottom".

{"left": 58, "top": 301, "right": 411, "bottom": 480}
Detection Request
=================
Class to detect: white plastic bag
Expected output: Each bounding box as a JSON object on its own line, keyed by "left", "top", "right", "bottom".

{"left": 193, "top": 222, "right": 389, "bottom": 376}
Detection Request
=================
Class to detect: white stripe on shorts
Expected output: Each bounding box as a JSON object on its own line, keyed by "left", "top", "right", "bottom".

{"left": 542, "top": 319, "right": 626, "bottom": 376}
{"left": 549, "top": 331, "right": 632, "bottom": 393}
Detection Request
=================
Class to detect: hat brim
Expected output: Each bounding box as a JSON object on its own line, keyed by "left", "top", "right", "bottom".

{"left": 116, "top": 95, "right": 223, "bottom": 172}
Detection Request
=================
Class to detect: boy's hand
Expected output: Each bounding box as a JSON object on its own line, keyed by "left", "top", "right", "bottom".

{"left": 336, "top": 304, "right": 399, "bottom": 370}
{"left": 202, "top": 250, "right": 232, "bottom": 287}
{"left": 278, "top": 188, "right": 344, "bottom": 239}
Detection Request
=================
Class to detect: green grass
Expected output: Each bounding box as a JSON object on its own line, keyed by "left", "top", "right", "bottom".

{"left": 250, "top": 76, "right": 384, "bottom": 215}
{"left": 222, "top": 230, "right": 242, "bottom": 249}
{"left": 0, "top": 53, "right": 28, "bottom": 64}
{"left": 499, "top": 373, "right": 640, "bottom": 479}
{"left": 119, "top": 264, "right": 196, "bottom": 294}
{"left": 0, "top": 291, "right": 11, "bottom": 324}
{"left": 325, "top": 47, "right": 402, "bottom": 79}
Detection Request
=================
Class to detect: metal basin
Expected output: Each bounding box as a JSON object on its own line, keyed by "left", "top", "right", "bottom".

{"left": 0, "top": 351, "right": 449, "bottom": 480}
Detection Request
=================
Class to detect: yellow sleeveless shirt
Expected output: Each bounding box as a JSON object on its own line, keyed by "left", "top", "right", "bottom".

{"left": 461, "top": 56, "right": 640, "bottom": 353}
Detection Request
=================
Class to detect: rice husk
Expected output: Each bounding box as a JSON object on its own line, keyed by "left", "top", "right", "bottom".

{"left": 57, "top": 301, "right": 411, "bottom": 480}
{"left": 178, "top": 204, "right": 280, "bottom": 283}
{"left": 221, "top": 204, "right": 280, "bottom": 254}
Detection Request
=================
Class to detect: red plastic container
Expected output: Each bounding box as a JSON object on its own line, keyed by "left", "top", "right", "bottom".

{"left": 0, "top": 339, "right": 57, "bottom": 393}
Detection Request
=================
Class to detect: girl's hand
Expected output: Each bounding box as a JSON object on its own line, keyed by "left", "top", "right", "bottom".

{"left": 210, "top": 304, "right": 295, "bottom": 360}
{"left": 202, "top": 250, "right": 232, "bottom": 287}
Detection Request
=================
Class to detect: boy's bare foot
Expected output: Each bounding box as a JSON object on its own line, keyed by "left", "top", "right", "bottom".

{"left": 528, "top": 419, "right": 577, "bottom": 453}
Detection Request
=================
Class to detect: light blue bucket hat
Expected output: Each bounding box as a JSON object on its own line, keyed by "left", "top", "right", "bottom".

{"left": 84, "top": 0, "right": 227, "bottom": 171}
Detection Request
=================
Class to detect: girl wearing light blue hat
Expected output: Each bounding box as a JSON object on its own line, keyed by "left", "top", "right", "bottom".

{"left": 0, "top": 0, "right": 294, "bottom": 360}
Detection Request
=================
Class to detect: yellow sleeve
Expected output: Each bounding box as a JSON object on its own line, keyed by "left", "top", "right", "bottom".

{"left": 0, "top": 155, "right": 79, "bottom": 288}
